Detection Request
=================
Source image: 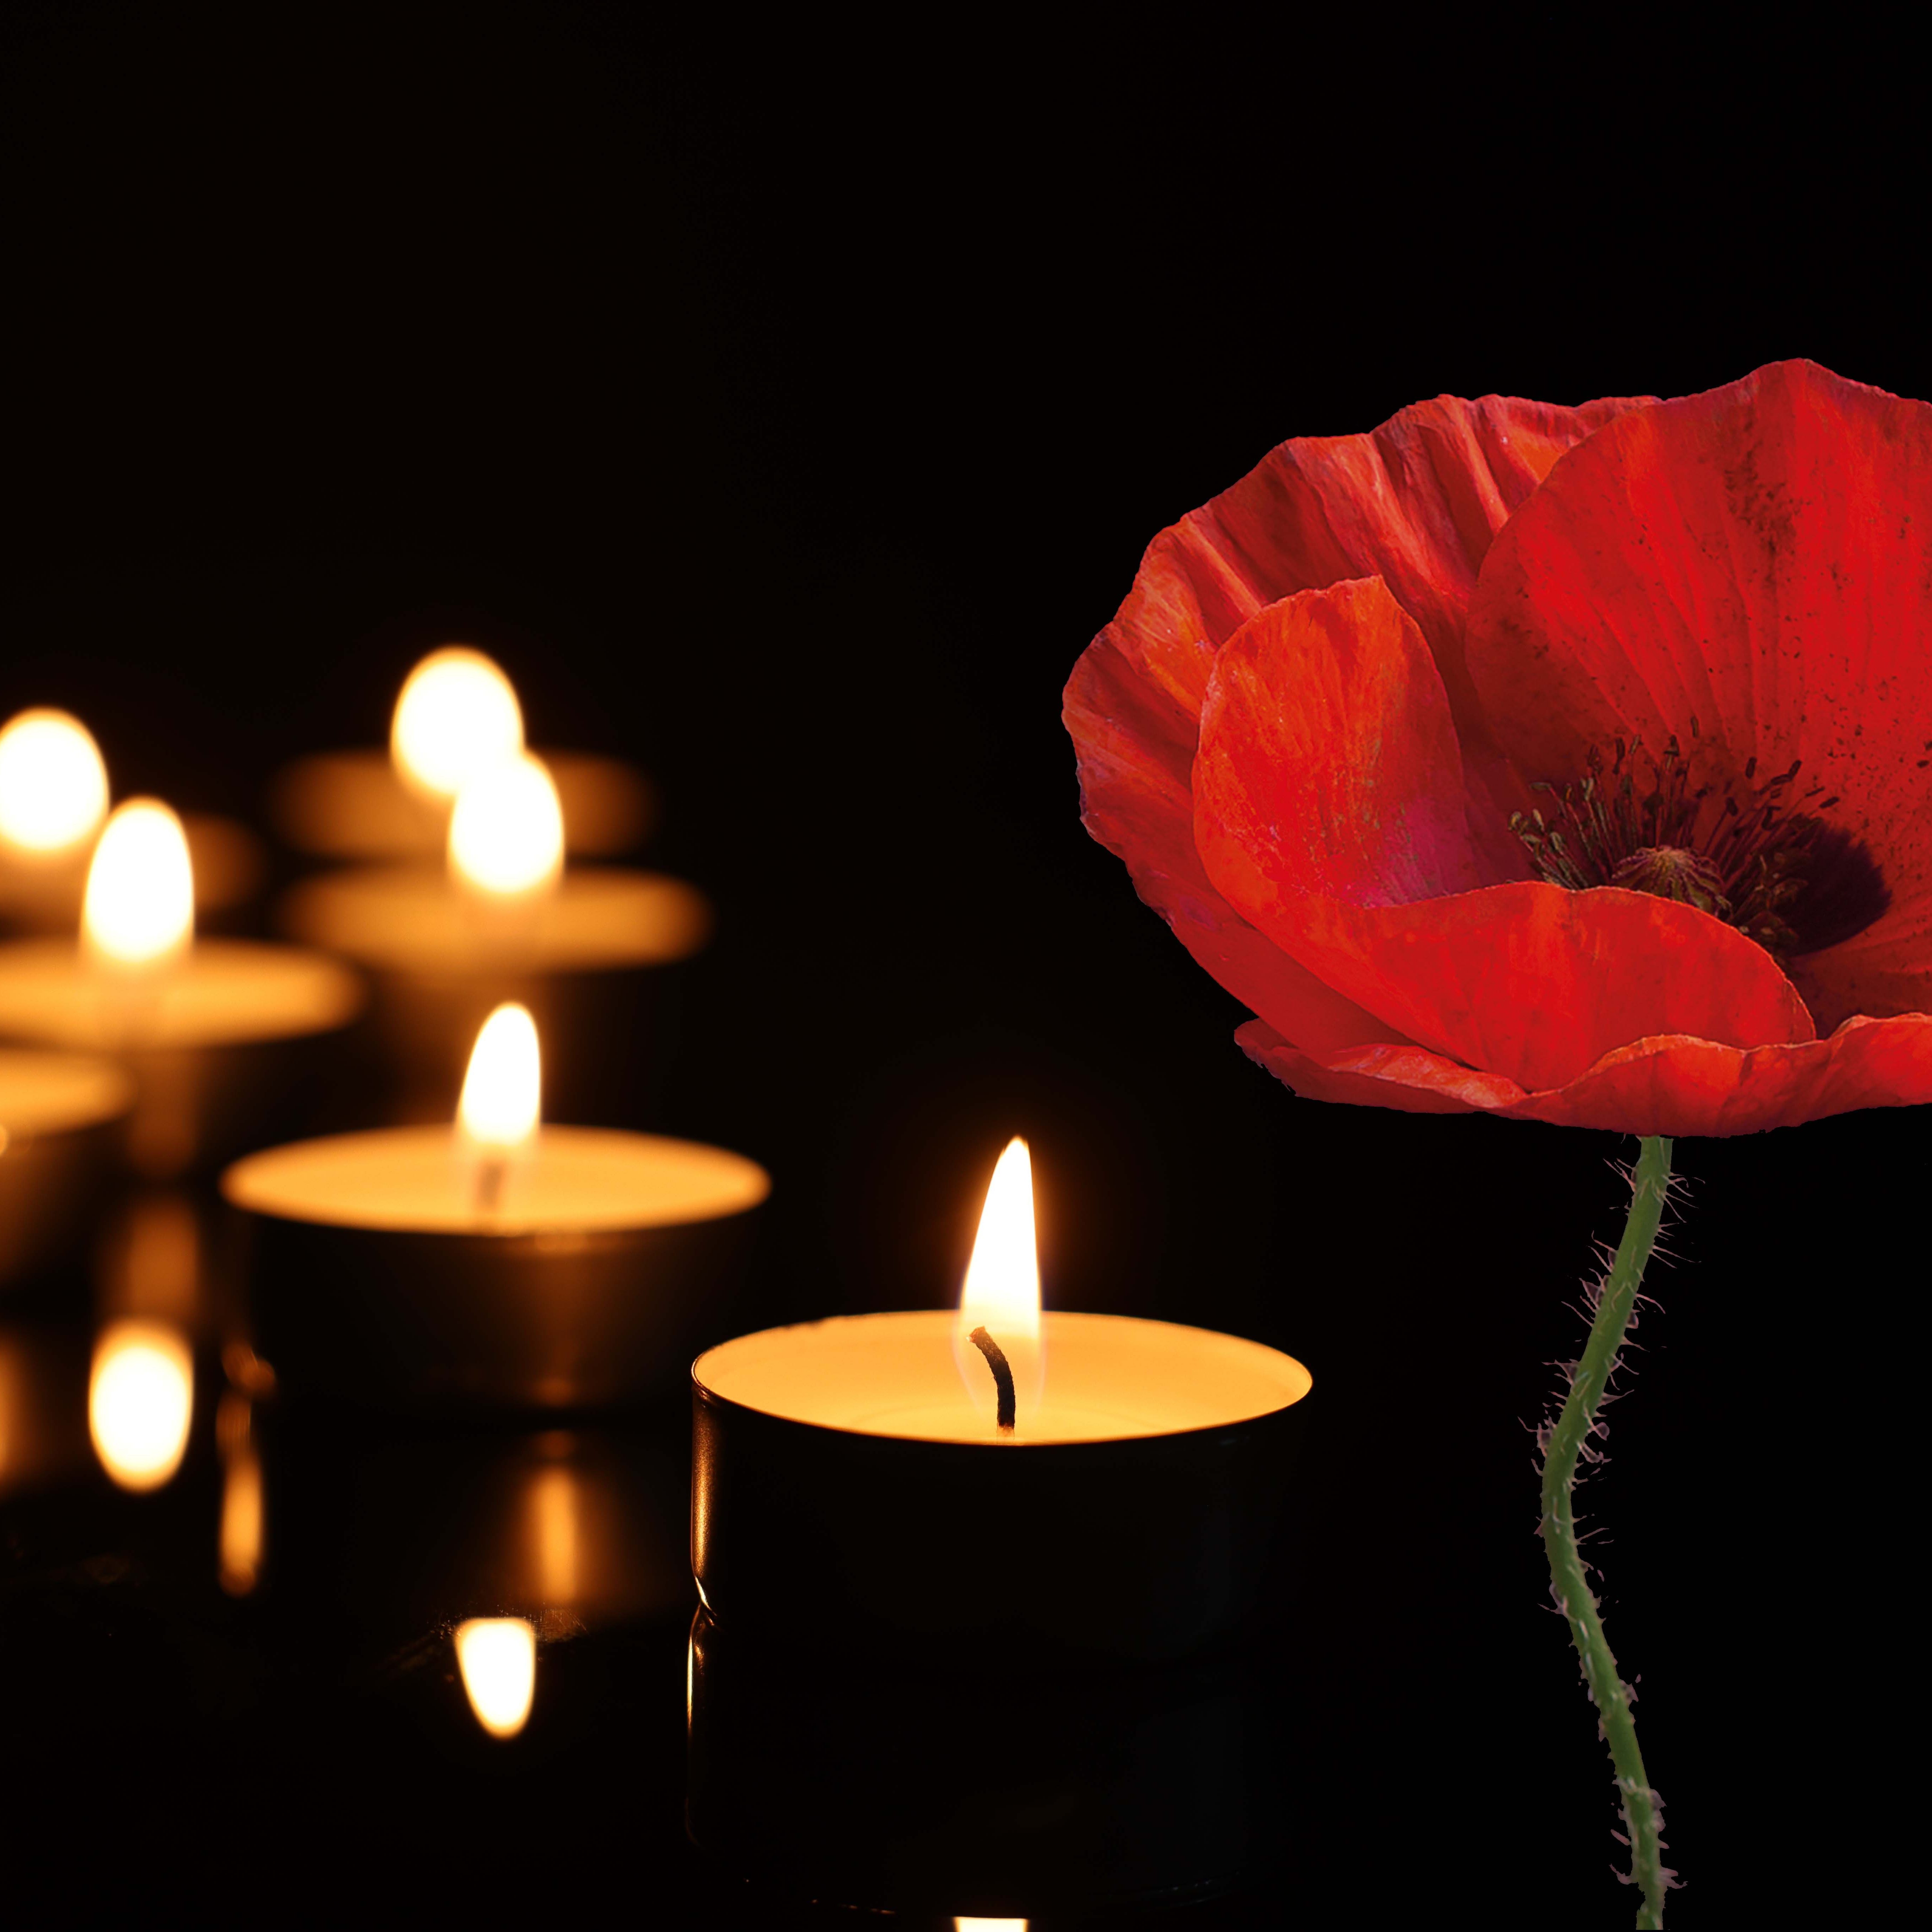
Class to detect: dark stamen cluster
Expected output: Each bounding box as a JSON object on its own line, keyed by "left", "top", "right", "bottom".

{"left": 1510, "top": 721, "right": 1890, "bottom": 962}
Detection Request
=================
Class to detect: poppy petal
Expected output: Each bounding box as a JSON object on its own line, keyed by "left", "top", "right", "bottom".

{"left": 1195, "top": 580, "right": 1817, "bottom": 1091}
{"left": 1192, "top": 577, "right": 1488, "bottom": 906}
{"left": 1066, "top": 623, "right": 1411, "bottom": 1053}
{"left": 1065, "top": 390, "right": 1648, "bottom": 1049}
{"left": 1499, "top": 1015, "right": 1932, "bottom": 1134}
{"left": 1240, "top": 1012, "right": 1932, "bottom": 1136}
{"left": 1465, "top": 359, "right": 1932, "bottom": 1023}
{"left": 1236, "top": 1020, "right": 1525, "bottom": 1115}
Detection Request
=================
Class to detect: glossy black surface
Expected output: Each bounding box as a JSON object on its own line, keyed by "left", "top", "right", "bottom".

{"left": 1, "top": 10, "right": 1920, "bottom": 1922}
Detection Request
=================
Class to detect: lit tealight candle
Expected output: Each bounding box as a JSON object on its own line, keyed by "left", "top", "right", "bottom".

{"left": 0, "top": 709, "right": 266, "bottom": 935}
{"left": 269, "top": 645, "right": 653, "bottom": 859}
{"left": 0, "top": 797, "right": 362, "bottom": 1175}
{"left": 223, "top": 1006, "right": 770, "bottom": 1409}
{"left": 691, "top": 1141, "right": 1312, "bottom": 1660}
{"left": 276, "top": 725, "right": 706, "bottom": 1124}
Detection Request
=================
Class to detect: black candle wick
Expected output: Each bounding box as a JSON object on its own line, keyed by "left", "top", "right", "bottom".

{"left": 967, "top": 1325, "right": 1016, "bottom": 1432}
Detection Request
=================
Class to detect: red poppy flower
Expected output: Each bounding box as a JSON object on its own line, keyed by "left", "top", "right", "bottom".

{"left": 1065, "top": 360, "right": 1932, "bottom": 1135}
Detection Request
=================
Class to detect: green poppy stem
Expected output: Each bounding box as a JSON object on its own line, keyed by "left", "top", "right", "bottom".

{"left": 1540, "top": 1133, "right": 1675, "bottom": 1926}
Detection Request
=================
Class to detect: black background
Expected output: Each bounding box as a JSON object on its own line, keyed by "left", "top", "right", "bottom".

{"left": 1, "top": 7, "right": 1922, "bottom": 1926}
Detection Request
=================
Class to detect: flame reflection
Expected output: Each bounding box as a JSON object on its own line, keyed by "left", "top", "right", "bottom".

{"left": 89, "top": 1320, "right": 193, "bottom": 1491}
{"left": 455, "top": 1617, "right": 536, "bottom": 1739}
{"left": 217, "top": 1389, "right": 263, "bottom": 1595}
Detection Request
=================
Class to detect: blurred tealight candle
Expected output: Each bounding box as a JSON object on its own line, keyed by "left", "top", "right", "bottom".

{"left": 89, "top": 1318, "right": 193, "bottom": 1492}
{"left": 278, "top": 728, "right": 704, "bottom": 1123}
{"left": 0, "top": 710, "right": 264, "bottom": 935}
{"left": 270, "top": 645, "right": 652, "bottom": 859}
{"left": 0, "top": 797, "right": 361, "bottom": 1175}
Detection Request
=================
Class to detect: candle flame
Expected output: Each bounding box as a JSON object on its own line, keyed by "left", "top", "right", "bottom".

{"left": 89, "top": 1319, "right": 193, "bottom": 1492}
{"left": 954, "top": 1921, "right": 1029, "bottom": 1931}
{"left": 0, "top": 708, "right": 109, "bottom": 857}
{"left": 455, "top": 1617, "right": 536, "bottom": 1739}
{"left": 82, "top": 799, "right": 194, "bottom": 966}
{"left": 953, "top": 1137, "right": 1044, "bottom": 1430}
{"left": 459, "top": 1003, "right": 542, "bottom": 1150}
{"left": 961, "top": 1138, "right": 1040, "bottom": 1336}
{"left": 447, "top": 751, "right": 564, "bottom": 898}
{"left": 391, "top": 647, "right": 524, "bottom": 800}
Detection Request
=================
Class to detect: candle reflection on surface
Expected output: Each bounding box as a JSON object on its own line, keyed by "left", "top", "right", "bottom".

{"left": 454, "top": 1617, "right": 537, "bottom": 1738}
{"left": 89, "top": 1320, "right": 193, "bottom": 1491}
{"left": 217, "top": 1389, "right": 263, "bottom": 1596}
{"left": 528, "top": 1460, "right": 578, "bottom": 1604}
{"left": 98, "top": 1191, "right": 204, "bottom": 1328}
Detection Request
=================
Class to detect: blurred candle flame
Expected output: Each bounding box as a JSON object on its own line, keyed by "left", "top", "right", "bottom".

{"left": 954, "top": 1920, "right": 1029, "bottom": 1931}
{"left": 952, "top": 1137, "right": 1044, "bottom": 1429}
{"left": 459, "top": 1003, "right": 541, "bottom": 1152}
{"left": 89, "top": 1319, "right": 193, "bottom": 1492}
{"left": 455, "top": 1617, "right": 536, "bottom": 1739}
{"left": 0, "top": 709, "right": 109, "bottom": 857}
{"left": 83, "top": 799, "right": 193, "bottom": 967}
{"left": 391, "top": 647, "right": 524, "bottom": 801}
{"left": 448, "top": 751, "right": 564, "bottom": 898}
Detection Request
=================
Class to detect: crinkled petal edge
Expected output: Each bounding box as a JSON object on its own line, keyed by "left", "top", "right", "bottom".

{"left": 1236, "top": 1012, "right": 1932, "bottom": 1137}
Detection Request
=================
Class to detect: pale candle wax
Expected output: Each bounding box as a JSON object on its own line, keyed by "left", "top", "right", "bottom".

{"left": 694, "top": 1310, "right": 1311, "bottom": 1447}
{"left": 0, "top": 1048, "right": 132, "bottom": 1140}
{"left": 223, "top": 1124, "right": 770, "bottom": 1235}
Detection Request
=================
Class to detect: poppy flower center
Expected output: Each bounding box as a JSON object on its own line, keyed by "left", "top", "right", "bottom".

{"left": 1509, "top": 729, "right": 1891, "bottom": 963}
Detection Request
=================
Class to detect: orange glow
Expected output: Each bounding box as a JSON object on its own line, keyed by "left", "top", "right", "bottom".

{"left": 217, "top": 1391, "right": 263, "bottom": 1596}
{"left": 0, "top": 709, "right": 109, "bottom": 857}
{"left": 529, "top": 1463, "right": 579, "bottom": 1604}
{"left": 458, "top": 1003, "right": 541, "bottom": 1152}
{"left": 455, "top": 1617, "right": 536, "bottom": 1738}
{"left": 952, "top": 1137, "right": 1044, "bottom": 1431}
{"left": 89, "top": 1320, "right": 193, "bottom": 1491}
{"left": 391, "top": 647, "right": 523, "bottom": 800}
{"left": 82, "top": 799, "right": 193, "bottom": 967}
{"left": 954, "top": 1921, "right": 1029, "bottom": 1931}
{"left": 448, "top": 751, "right": 564, "bottom": 898}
